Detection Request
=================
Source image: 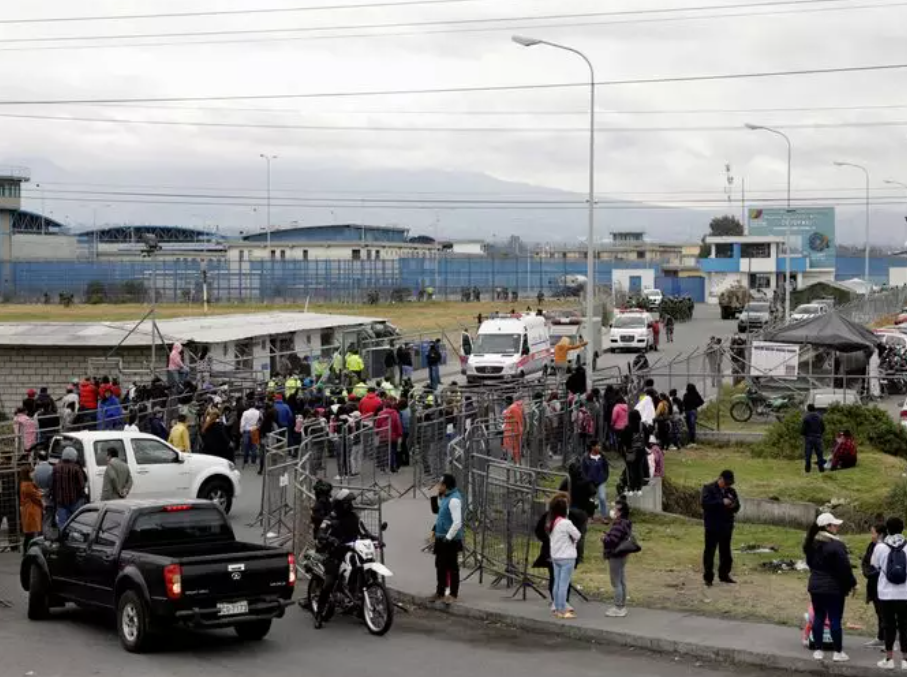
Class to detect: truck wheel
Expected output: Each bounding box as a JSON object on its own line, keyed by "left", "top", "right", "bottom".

{"left": 27, "top": 564, "right": 50, "bottom": 620}
{"left": 234, "top": 620, "right": 272, "bottom": 641}
{"left": 199, "top": 478, "right": 233, "bottom": 514}
{"left": 117, "top": 590, "right": 151, "bottom": 653}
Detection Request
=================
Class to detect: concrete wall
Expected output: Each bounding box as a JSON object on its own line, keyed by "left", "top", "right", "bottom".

{"left": 612, "top": 268, "right": 656, "bottom": 292}
{"left": 626, "top": 477, "right": 663, "bottom": 514}
{"left": 0, "top": 346, "right": 162, "bottom": 415}
{"left": 12, "top": 233, "right": 80, "bottom": 260}
{"left": 738, "top": 497, "right": 817, "bottom": 528}
{"left": 890, "top": 267, "right": 907, "bottom": 288}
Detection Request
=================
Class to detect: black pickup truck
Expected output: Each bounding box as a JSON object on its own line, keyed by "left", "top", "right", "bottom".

{"left": 20, "top": 499, "right": 296, "bottom": 652}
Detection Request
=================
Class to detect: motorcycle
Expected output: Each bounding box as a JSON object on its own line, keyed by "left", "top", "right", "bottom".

{"left": 729, "top": 387, "right": 800, "bottom": 423}
{"left": 302, "top": 532, "right": 394, "bottom": 636}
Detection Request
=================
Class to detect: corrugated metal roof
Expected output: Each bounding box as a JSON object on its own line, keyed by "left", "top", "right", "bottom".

{"left": 0, "top": 312, "right": 384, "bottom": 348}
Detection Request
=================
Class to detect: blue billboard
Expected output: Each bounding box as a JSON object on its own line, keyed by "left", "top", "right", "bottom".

{"left": 748, "top": 207, "right": 836, "bottom": 269}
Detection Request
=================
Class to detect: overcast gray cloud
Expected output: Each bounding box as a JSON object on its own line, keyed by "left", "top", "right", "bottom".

{"left": 1, "top": 0, "right": 907, "bottom": 245}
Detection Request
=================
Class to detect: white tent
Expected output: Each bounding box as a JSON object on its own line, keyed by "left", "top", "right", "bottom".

{"left": 838, "top": 278, "right": 872, "bottom": 295}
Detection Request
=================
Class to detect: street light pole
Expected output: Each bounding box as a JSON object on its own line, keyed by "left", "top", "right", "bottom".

{"left": 260, "top": 154, "right": 277, "bottom": 253}
{"left": 834, "top": 161, "right": 871, "bottom": 285}
{"left": 514, "top": 35, "right": 596, "bottom": 386}
{"left": 885, "top": 179, "right": 907, "bottom": 248}
{"left": 745, "top": 123, "right": 792, "bottom": 321}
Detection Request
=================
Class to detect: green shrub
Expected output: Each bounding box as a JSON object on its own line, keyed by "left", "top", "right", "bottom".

{"left": 119, "top": 280, "right": 145, "bottom": 303}
{"left": 86, "top": 280, "right": 107, "bottom": 305}
{"left": 753, "top": 404, "right": 907, "bottom": 460}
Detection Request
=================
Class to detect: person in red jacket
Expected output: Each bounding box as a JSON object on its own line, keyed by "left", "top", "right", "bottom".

{"left": 375, "top": 404, "right": 403, "bottom": 473}
{"left": 79, "top": 376, "right": 98, "bottom": 427}
{"left": 358, "top": 387, "right": 383, "bottom": 419}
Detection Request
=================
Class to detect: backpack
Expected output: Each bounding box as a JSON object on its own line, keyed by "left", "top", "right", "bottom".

{"left": 886, "top": 543, "right": 907, "bottom": 585}
{"left": 577, "top": 408, "right": 594, "bottom": 435}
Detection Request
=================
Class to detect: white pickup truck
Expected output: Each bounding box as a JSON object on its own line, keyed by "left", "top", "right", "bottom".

{"left": 48, "top": 431, "right": 242, "bottom": 514}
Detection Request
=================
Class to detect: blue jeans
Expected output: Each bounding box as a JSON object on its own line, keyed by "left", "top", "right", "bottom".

{"left": 685, "top": 410, "right": 698, "bottom": 444}
{"left": 429, "top": 364, "right": 440, "bottom": 390}
{"left": 56, "top": 498, "right": 86, "bottom": 529}
{"left": 242, "top": 430, "right": 258, "bottom": 465}
{"left": 596, "top": 482, "right": 608, "bottom": 519}
{"left": 552, "top": 558, "right": 575, "bottom": 613}
{"left": 805, "top": 437, "right": 825, "bottom": 473}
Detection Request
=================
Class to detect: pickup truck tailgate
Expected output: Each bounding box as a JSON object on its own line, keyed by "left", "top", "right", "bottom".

{"left": 179, "top": 550, "right": 291, "bottom": 601}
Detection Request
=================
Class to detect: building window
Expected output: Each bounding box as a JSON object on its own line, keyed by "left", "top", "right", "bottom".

{"left": 749, "top": 273, "right": 772, "bottom": 289}
{"left": 366, "top": 249, "right": 372, "bottom": 260}
{"left": 238, "top": 250, "right": 244, "bottom": 262}
{"left": 280, "top": 250, "right": 286, "bottom": 260}
{"left": 352, "top": 249, "right": 361, "bottom": 261}
{"left": 270, "top": 250, "right": 276, "bottom": 260}
{"left": 375, "top": 250, "right": 380, "bottom": 260}
{"left": 636, "top": 250, "right": 646, "bottom": 260}
{"left": 741, "top": 243, "right": 770, "bottom": 258}
{"left": 303, "top": 249, "right": 309, "bottom": 261}
{"left": 714, "top": 243, "right": 734, "bottom": 258}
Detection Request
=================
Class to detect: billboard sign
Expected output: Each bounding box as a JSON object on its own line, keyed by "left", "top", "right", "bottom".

{"left": 748, "top": 207, "right": 835, "bottom": 269}
{"left": 750, "top": 341, "right": 800, "bottom": 380}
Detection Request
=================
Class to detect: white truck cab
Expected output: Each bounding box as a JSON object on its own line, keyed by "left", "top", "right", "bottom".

{"left": 461, "top": 314, "right": 551, "bottom": 382}
{"left": 48, "top": 431, "right": 242, "bottom": 514}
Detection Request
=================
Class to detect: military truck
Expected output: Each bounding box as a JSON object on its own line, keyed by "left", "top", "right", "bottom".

{"left": 719, "top": 283, "right": 749, "bottom": 320}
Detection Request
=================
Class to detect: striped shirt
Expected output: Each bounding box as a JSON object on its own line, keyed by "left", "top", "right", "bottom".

{"left": 52, "top": 462, "right": 86, "bottom": 507}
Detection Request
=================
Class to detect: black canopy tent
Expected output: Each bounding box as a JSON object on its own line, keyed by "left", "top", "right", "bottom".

{"left": 762, "top": 312, "right": 880, "bottom": 353}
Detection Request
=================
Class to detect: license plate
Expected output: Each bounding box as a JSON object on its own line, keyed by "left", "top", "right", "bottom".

{"left": 217, "top": 601, "right": 249, "bottom": 616}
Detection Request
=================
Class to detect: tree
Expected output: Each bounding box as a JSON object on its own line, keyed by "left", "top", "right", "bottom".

{"left": 699, "top": 215, "right": 745, "bottom": 257}
{"left": 708, "top": 215, "right": 744, "bottom": 237}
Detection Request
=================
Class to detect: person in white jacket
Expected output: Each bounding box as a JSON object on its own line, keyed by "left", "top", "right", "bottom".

{"left": 871, "top": 516, "right": 907, "bottom": 670}
{"left": 548, "top": 495, "right": 581, "bottom": 619}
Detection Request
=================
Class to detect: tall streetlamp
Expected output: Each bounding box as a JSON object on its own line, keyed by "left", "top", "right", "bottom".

{"left": 834, "top": 161, "right": 871, "bottom": 285}
{"left": 745, "top": 123, "right": 792, "bottom": 320}
{"left": 35, "top": 182, "right": 46, "bottom": 235}
{"left": 260, "top": 154, "right": 278, "bottom": 253}
{"left": 513, "top": 35, "right": 596, "bottom": 383}
{"left": 885, "top": 179, "right": 907, "bottom": 248}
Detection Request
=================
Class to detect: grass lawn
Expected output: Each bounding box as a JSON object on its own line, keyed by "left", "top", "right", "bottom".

{"left": 574, "top": 512, "right": 876, "bottom": 631}
{"left": 664, "top": 447, "right": 907, "bottom": 516}
{"left": 0, "top": 299, "right": 578, "bottom": 334}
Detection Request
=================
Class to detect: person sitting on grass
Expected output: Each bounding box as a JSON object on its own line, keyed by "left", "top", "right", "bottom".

{"left": 829, "top": 430, "right": 857, "bottom": 471}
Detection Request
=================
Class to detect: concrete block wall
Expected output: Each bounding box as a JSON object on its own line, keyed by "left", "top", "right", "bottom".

{"left": 0, "top": 346, "right": 162, "bottom": 415}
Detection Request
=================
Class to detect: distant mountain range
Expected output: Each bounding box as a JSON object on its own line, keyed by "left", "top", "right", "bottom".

{"left": 10, "top": 156, "right": 906, "bottom": 248}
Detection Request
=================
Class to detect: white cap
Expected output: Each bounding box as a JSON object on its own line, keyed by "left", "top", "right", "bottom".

{"left": 816, "top": 512, "right": 843, "bottom": 528}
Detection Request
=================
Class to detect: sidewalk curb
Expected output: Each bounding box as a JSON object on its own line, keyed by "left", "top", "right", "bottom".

{"left": 389, "top": 587, "right": 868, "bottom": 676}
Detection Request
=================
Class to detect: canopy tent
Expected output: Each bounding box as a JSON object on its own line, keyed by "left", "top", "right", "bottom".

{"left": 762, "top": 311, "right": 880, "bottom": 353}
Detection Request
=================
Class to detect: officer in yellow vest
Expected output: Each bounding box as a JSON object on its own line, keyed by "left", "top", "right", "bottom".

{"left": 345, "top": 348, "right": 365, "bottom": 384}
{"left": 285, "top": 373, "right": 301, "bottom": 399}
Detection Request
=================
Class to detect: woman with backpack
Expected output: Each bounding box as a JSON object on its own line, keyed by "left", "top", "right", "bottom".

{"left": 871, "top": 516, "right": 907, "bottom": 670}
{"left": 602, "top": 496, "right": 637, "bottom": 617}
{"left": 803, "top": 512, "right": 857, "bottom": 663}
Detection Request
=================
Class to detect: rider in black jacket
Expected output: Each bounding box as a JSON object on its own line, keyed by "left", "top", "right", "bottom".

{"left": 314, "top": 489, "right": 374, "bottom": 628}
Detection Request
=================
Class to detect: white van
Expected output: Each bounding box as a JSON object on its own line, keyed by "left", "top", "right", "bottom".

{"left": 48, "top": 431, "right": 243, "bottom": 514}
{"left": 461, "top": 314, "right": 551, "bottom": 382}
{"left": 608, "top": 311, "right": 654, "bottom": 353}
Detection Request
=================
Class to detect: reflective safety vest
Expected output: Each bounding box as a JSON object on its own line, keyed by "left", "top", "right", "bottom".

{"left": 346, "top": 353, "right": 364, "bottom": 373}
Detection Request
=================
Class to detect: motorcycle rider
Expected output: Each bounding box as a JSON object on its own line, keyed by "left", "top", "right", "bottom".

{"left": 313, "top": 488, "right": 374, "bottom": 629}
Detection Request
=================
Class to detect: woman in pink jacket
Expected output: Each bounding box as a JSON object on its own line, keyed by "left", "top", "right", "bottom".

{"left": 375, "top": 404, "right": 403, "bottom": 473}
{"left": 167, "top": 342, "right": 188, "bottom": 388}
{"left": 610, "top": 395, "right": 629, "bottom": 452}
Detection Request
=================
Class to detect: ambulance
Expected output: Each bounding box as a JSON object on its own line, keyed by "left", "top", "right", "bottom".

{"left": 460, "top": 314, "right": 551, "bottom": 383}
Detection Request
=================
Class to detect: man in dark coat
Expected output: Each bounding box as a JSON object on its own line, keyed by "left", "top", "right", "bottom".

{"left": 701, "top": 469, "right": 741, "bottom": 586}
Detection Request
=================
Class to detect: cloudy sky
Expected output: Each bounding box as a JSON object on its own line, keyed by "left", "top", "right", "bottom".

{"left": 2, "top": 0, "right": 907, "bottom": 245}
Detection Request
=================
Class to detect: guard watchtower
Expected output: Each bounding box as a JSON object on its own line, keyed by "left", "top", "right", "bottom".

{"left": 0, "top": 166, "right": 29, "bottom": 298}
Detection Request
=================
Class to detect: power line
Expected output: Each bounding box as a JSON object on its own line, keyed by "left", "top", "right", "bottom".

{"left": 81, "top": 100, "right": 907, "bottom": 117}
{"left": 3, "top": 62, "right": 907, "bottom": 106}
{"left": 0, "top": 0, "right": 488, "bottom": 25}
{"left": 6, "top": 110, "right": 907, "bottom": 133}
{"left": 0, "top": 0, "right": 901, "bottom": 51}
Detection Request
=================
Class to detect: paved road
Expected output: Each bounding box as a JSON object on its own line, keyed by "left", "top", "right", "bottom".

{"left": 0, "top": 576, "right": 785, "bottom": 677}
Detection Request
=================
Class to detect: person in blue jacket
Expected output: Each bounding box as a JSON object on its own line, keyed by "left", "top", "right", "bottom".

{"left": 97, "top": 390, "right": 124, "bottom": 431}
{"left": 581, "top": 440, "right": 609, "bottom": 522}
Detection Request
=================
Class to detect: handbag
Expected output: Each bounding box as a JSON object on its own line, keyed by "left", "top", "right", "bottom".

{"left": 609, "top": 529, "right": 642, "bottom": 556}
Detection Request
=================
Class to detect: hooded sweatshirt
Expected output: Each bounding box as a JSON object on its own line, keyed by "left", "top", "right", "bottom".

{"left": 871, "top": 533, "right": 907, "bottom": 601}
{"left": 168, "top": 342, "right": 185, "bottom": 370}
